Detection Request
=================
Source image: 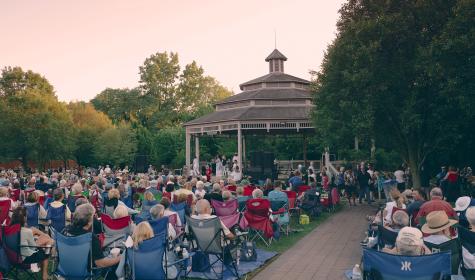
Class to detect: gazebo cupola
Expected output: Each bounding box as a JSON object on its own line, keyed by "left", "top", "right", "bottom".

{"left": 265, "top": 49, "right": 287, "bottom": 73}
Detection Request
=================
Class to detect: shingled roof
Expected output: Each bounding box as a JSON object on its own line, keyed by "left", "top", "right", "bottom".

{"left": 216, "top": 87, "right": 311, "bottom": 105}
{"left": 185, "top": 106, "right": 312, "bottom": 126}
{"left": 239, "top": 72, "right": 310, "bottom": 90}
{"left": 265, "top": 49, "right": 287, "bottom": 61}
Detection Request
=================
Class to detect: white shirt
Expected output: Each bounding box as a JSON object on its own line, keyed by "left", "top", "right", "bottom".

{"left": 394, "top": 170, "right": 405, "bottom": 183}
{"left": 384, "top": 201, "right": 406, "bottom": 224}
{"left": 424, "top": 234, "right": 450, "bottom": 245}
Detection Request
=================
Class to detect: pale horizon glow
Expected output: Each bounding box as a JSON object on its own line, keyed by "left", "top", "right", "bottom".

{"left": 0, "top": 0, "right": 346, "bottom": 102}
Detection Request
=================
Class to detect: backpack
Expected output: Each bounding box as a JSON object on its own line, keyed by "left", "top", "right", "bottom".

{"left": 240, "top": 241, "right": 257, "bottom": 262}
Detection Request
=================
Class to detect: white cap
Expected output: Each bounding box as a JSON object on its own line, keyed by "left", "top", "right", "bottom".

{"left": 454, "top": 196, "right": 471, "bottom": 212}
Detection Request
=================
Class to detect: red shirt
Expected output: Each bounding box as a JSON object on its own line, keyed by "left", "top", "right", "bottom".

{"left": 415, "top": 197, "right": 456, "bottom": 224}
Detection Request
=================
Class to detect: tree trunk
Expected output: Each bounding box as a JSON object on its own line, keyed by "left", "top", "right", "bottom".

{"left": 407, "top": 150, "right": 422, "bottom": 189}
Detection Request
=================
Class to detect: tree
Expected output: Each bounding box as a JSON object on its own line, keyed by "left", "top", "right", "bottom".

{"left": 90, "top": 87, "right": 143, "bottom": 124}
{"left": 94, "top": 122, "right": 138, "bottom": 167}
{"left": 0, "top": 67, "right": 75, "bottom": 169}
{"left": 67, "top": 102, "right": 113, "bottom": 166}
{"left": 312, "top": 0, "right": 474, "bottom": 188}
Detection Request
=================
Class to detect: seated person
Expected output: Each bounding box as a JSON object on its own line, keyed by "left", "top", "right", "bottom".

{"left": 466, "top": 206, "right": 475, "bottom": 232}
{"left": 386, "top": 210, "right": 409, "bottom": 232}
{"left": 236, "top": 187, "right": 245, "bottom": 197}
{"left": 150, "top": 204, "right": 176, "bottom": 239}
{"left": 63, "top": 203, "right": 120, "bottom": 279}
{"left": 160, "top": 197, "right": 182, "bottom": 228}
{"left": 191, "top": 199, "right": 234, "bottom": 239}
{"left": 173, "top": 182, "right": 196, "bottom": 202}
{"left": 454, "top": 196, "right": 473, "bottom": 228}
{"left": 268, "top": 181, "right": 288, "bottom": 203}
{"left": 139, "top": 191, "right": 158, "bottom": 220}
{"left": 11, "top": 207, "right": 53, "bottom": 280}
{"left": 204, "top": 183, "right": 223, "bottom": 202}
{"left": 0, "top": 186, "right": 15, "bottom": 212}
{"left": 194, "top": 181, "right": 206, "bottom": 200}
{"left": 107, "top": 188, "right": 138, "bottom": 216}
{"left": 383, "top": 226, "right": 431, "bottom": 256}
{"left": 50, "top": 188, "right": 71, "bottom": 221}
{"left": 382, "top": 188, "right": 406, "bottom": 226}
{"left": 288, "top": 170, "right": 303, "bottom": 191}
{"left": 24, "top": 191, "right": 47, "bottom": 221}
{"left": 422, "top": 210, "right": 458, "bottom": 244}
{"left": 222, "top": 190, "right": 233, "bottom": 202}
{"left": 406, "top": 189, "right": 426, "bottom": 218}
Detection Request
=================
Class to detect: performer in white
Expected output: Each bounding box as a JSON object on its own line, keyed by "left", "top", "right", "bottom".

{"left": 215, "top": 156, "right": 223, "bottom": 178}
{"left": 192, "top": 157, "right": 200, "bottom": 176}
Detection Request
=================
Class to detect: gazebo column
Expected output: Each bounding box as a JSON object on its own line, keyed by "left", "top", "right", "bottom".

{"left": 195, "top": 136, "right": 200, "bottom": 163}
{"left": 237, "top": 127, "right": 242, "bottom": 171}
{"left": 185, "top": 131, "right": 191, "bottom": 166}
{"left": 242, "top": 135, "right": 246, "bottom": 166}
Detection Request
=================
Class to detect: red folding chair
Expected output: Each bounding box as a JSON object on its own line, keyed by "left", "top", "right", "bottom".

{"left": 243, "top": 198, "right": 273, "bottom": 246}
{"left": 100, "top": 214, "right": 132, "bottom": 249}
{"left": 243, "top": 185, "right": 255, "bottom": 196}
{"left": 23, "top": 189, "right": 35, "bottom": 203}
{"left": 0, "top": 200, "right": 11, "bottom": 225}
{"left": 297, "top": 185, "right": 311, "bottom": 197}
{"left": 210, "top": 199, "right": 240, "bottom": 229}
{"left": 225, "top": 185, "right": 237, "bottom": 192}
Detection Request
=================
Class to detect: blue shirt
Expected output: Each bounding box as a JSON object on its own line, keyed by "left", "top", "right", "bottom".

{"left": 268, "top": 190, "right": 288, "bottom": 203}
{"left": 289, "top": 176, "right": 303, "bottom": 188}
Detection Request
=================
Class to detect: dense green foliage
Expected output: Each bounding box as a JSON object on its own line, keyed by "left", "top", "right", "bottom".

{"left": 312, "top": 0, "right": 475, "bottom": 187}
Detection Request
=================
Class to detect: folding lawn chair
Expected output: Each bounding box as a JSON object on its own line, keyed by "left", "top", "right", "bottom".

{"left": 186, "top": 216, "right": 240, "bottom": 279}
{"left": 9, "top": 189, "right": 21, "bottom": 203}
{"left": 52, "top": 228, "right": 103, "bottom": 280}
{"left": 25, "top": 203, "right": 40, "bottom": 229}
{"left": 458, "top": 226, "right": 475, "bottom": 278}
{"left": 126, "top": 235, "right": 167, "bottom": 280}
{"left": 149, "top": 216, "right": 169, "bottom": 237}
{"left": 171, "top": 202, "right": 187, "bottom": 231}
{"left": 270, "top": 200, "right": 290, "bottom": 236}
{"left": 0, "top": 200, "right": 11, "bottom": 225}
{"left": 243, "top": 198, "right": 273, "bottom": 246}
{"left": 237, "top": 196, "right": 249, "bottom": 212}
{"left": 283, "top": 190, "right": 299, "bottom": 217}
{"left": 211, "top": 199, "right": 240, "bottom": 229}
{"left": 425, "top": 238, "right": 460, "bottom": 275}
{"left": 67, "top": 194, "right": 85, "bottom": 213}
{"left": 46, "top": 204, "right": 66, "bottom": 233}
{"left": 2, "top": 224, "right": 45, "bottom": 280}
{"left": 100, "top": 214, "right": 132, "bottom": 249}
{"left": 362, "top": 248, "right": 451, "bottom": 280}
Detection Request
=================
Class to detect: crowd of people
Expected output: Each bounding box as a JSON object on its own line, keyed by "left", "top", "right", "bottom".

{"left": 360, "top": 164, "right": 475, "bottom": 279}
{"left": 0, "top": 162, "right": 333, "bottom": 280}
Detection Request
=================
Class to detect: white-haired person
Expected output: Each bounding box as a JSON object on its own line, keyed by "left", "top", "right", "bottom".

{"left": 194, "top": 181, "right": 206, "bottom": 199}
{"left": 150, "top": 204, "right": 176, "bottom": 240}
{"left": 386, "top": 210, "right": 409, "bottom": 232}
{"left": 383, "top": 227, "right": 431, "bottom": 256}
{"left": 204, "top": 183, "right": 223, "bottom": 202}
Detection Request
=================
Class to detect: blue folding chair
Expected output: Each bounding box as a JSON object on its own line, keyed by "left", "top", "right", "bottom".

{"left": 170, "top": 202, "right": 186, "bottom": 228}
{"left": 25, "top": 203, "right": 40, "bottom": 228}
{"left": 52, "top": 228, "right": 99, "bottom": 280}
{"left": 46, "top": 204, "right": 66, "bottom": 233}
{"left": 459, "top": 226, "right": 475, "bottom": 278}
{"left": 362, "top": 248, "right": 451, "bottom": 280}
{"left": 126, "top": 235, "right": 167, "bottom": 280}
{"left": 43, "top": 196, "right": 54, "bottom": 211}
{"left": 149, "top": 216, "right": 169, "bottom": 237}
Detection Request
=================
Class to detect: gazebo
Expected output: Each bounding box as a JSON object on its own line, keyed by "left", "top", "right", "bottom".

{"left": 184, "top": 48, "right": 315, "bottom": 172}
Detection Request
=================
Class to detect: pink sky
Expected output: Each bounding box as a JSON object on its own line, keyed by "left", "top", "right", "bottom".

{"left": 0, "top": 0, "right": 345, "bottom": 102}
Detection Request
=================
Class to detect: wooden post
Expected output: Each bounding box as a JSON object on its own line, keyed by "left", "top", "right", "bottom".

{"left": 185, "top": 131, "right": 191, "bottom": 166}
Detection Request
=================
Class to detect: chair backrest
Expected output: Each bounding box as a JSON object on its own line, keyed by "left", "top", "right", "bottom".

{"left": 25, "top": 203, "right": 40, "bottom": 228}
{"left": 237, "top": 196, "right": 250, "bottom": 211}
{"left": 149, "top": 216, "right": 169, "bottom": 237}
{"left": 140, "top": 200, "right": 159, "bottom": 220}
{"left": 363, "top": 248, "right": 451, "bottom": 280}
{"left": 186, "top": 216, "right": 223, "bottom": 255}
{"left": 297, "top": 185, "right": 311, "bottom": 196}
{"left": 2, "top": 224, "right": 22, "bottom": 265}
{"left": 246, "top": 198, "right": 270, "bottom": 217}
{"left": 43, "top": 197, "right": 54, "bottom": 211}
{"left": 0, "top": 200, "right": 11, "bottom": 225}
{"left": 100, "top": 214, "right": 131, "bottom": 246}
{"left": 46, "top": 204, "right": 66, "bottom": 232}
{"left": 424, "top": 238, "right": 460, "bottom": 274}
{"left": 211, "top": 199, "right": 238, "bottom": 217}
{"left": 226, "top": 185, "right": 237, "bottom": 192}
{"left": 243, "top": 185, "right": 255, "bottom": 196}
{"left": 458, "top": 227, "right": 475, "bottom": 277}
{"left": 170, "top": 202, "right": 186, "bottom": 226}
{"left": 168, "top": 213, "right": 179, "bottom": 233}
{"left": 53, "top": 228, "right": 93, "bottom": 279}
{"left": 23, "top": 189, "right": 35, "bottom": 203}
{"left": 270, "top": 200, "right": 287, "bottom": 212}
{"left": 127, "top": 235, "right": 166, "bottom": 280}
{"left": 67, "top": 195, "right": 84, "bottom": 213}
{"left": 283, "top": 190, "right": 297, "bottom": 209}
{"left": 377, "top": 225, "right": 398, "bottom": 249}
{"left": 391, "top": 207, "right": 406, "bottom": 219}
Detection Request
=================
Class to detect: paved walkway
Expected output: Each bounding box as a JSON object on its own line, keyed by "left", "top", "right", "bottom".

{"left": 253, "top": 204, "right": 377, "bottom": 280}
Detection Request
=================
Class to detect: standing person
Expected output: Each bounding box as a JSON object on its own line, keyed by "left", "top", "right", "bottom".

{"left": 215, "top": 156, "right": 223, "bottom": 178}
{"left": 357, "top": 165, "right": 371, "bottom": 204}
{"left": 205, "top": 165, "right": 212, "bottom": 182}
{"left": 394, "top": 166, "right": 406, "bottom": 192}
{"left": 367, "top": 163, "right": 376, "bottom": 201}
{"left": 344, "top": 169, "right": 357, "bottom": 206}
{"left": 444, "top": 166, "right": 459, "bottom": 203}
{"left": 192, "top": 157, "right": 200, "bottom": 177}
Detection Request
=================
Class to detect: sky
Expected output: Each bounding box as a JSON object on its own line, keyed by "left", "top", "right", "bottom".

{"left": 0, "top": 0, "right": 346, "bottom": 102}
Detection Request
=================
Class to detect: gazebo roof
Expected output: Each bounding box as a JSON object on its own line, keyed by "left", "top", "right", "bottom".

{"left": 265, "top": 49, "right": 287, "bottom": 61}
{"left": 239, "top": 72, "right": 310, "bottom": 90}
{"left": 185, "top": 106, "right": 312, "bottom": 126}
{"left": 216, "top": 87, "right": 311, "bottom": 105}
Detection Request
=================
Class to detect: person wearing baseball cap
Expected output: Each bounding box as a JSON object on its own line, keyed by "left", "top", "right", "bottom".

{"left": 383, "top": 226, "right": 431, "bottom": 256}
{"left": 422, "top": 210, "right": 458, "bottom": 244}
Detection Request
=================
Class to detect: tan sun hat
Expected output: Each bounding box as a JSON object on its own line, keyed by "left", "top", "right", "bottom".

{"left": 421, "top": 210, "right": 458, "bottom": 234}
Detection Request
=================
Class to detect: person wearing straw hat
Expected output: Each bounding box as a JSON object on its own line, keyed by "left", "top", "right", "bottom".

{"left": 422, "top": 210, "right": 458, "bottom": 244}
